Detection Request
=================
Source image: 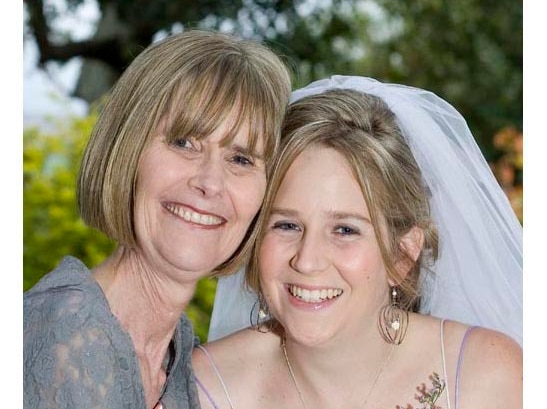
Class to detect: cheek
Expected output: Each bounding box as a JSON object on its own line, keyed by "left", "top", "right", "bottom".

{"left": 258, "top": 236, "right": 287, "bottom": 307}
{"left": 334, "top": 245, "right": 386, "bottom": 280}
{"left": 233, "top": 175, "right": 267, "bottom": 218}
{"left": 133, "top": 187, "right": 152, "bottom": 225}
{"left": 258, "top": 234, "right": 285, "bottom": 279}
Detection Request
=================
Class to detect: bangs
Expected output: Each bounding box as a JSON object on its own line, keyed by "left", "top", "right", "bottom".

{"left": 163, "top": 58, "right": 280, "bottom": 161}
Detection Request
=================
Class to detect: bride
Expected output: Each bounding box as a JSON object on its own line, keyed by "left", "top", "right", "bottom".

{"left": 192, "top": 76, "right": 522, "bottom": 409}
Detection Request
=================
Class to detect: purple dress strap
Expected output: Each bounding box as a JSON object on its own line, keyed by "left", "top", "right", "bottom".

{"left": 195, "top": 376, "right": 222, "bottom": 409}
{"left": 454, "top": 326, "right": 479, "bottom": 409}
{"left": 194, "top": 345, "right": 235, "bottom": 409}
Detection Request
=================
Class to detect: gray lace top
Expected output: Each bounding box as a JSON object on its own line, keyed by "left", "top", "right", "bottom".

{"left": 24, "top": 256, "right": 201, "bottom": 409}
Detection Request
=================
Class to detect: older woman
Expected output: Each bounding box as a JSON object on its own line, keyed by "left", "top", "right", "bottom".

{"left": 23, "top": 30, "right": 291, "bottom": 409}
{"left": 193, "top": 77, "right": 522, "bottom": 409}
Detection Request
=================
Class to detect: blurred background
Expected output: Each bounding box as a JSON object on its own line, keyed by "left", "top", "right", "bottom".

{"left": 23, "top": 0, "right": 522, "bottom": 342}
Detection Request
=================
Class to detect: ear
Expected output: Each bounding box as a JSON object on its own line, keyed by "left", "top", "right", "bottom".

{"left": 389, "top": 226, "right": 424, "bottom": 284}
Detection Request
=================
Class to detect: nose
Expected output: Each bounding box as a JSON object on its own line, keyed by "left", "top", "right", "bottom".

{"left": 188, "top": 152, "right": 225, "bottom": 197}
{"left": 289, "top": 231, "right": 329, "bottom": 275}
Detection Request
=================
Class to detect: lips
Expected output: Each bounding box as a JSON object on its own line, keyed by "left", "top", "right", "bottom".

{"left": 288, "top": 284, "right": 343, "bottom": 303}
{"left": 163, "top": 202, "right": 225, "bottom": 226}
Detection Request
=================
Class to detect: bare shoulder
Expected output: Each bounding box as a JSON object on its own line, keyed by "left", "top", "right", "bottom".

{"left": 193, "top": 327, "right": 278, "bottom": 364}
{"left": 462, "top": 326, "right": 522, "bottom": 376}
{"left": 192, "top": 329, "right": 280, "bottom": 409}
{"left": 457, "top": 326, "right": 522, "bottom": 409}
{"left": 193, "top": 328, "right": 263, "bottom": 378}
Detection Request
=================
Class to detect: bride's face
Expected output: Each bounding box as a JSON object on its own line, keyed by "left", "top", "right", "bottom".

{"left": 258, "top": 145, "right": 390, "bottom": 346}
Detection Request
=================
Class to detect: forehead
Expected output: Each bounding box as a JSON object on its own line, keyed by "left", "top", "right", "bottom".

{"left": 208, "top": 110, "right": 264, "bottom": 152}
{"left": 274, "top": 146, "right": 369, "bottom": 216}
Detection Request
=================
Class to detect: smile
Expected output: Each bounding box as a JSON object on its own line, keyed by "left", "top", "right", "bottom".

{"left": 288, "top": 285, "right": 343, "bottom": 303}
{"left": 163, "top": 202, "right": 224, "bottom": 226}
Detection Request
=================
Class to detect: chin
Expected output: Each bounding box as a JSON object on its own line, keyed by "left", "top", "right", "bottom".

{"left": 166, "top": 244, "right": 228, "bottom": 272}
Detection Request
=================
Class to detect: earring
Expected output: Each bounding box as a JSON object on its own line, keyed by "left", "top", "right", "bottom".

{"left": 250, "top": 293, "right": 274, "bottom": 332}
{"left": 377, "top": 286, "right": 409, "bottom": 345}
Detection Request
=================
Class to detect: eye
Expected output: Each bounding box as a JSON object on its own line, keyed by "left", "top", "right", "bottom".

{"left": 272, "top": 221, "right": 300, "bottom": 232}
{"left": 230, "top": 153, "right": 255, "bottom": 167}
{"left": 334, "top": 225, "right": 359, "bottom": 236}
{"left": 171, "top": 138, "right": 195, "bottom": 150}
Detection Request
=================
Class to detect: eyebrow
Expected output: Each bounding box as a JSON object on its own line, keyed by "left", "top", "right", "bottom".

{"left": 269, "top": 208, "right": 298, "bottom": 218}
{"left": 270, "top": 207, "right": 371, "bottom": 224}
{"left": 232, "top": 144, "right": 265, "bottom": 160}
{"left": 327, "top": 210, "right": 371, "bottom": 224}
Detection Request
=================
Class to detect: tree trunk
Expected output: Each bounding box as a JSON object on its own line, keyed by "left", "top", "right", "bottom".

{"left": 74, "top": 3, "right": 130, "bottom": 103}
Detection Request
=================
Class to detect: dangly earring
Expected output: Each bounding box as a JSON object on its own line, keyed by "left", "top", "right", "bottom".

{"left": 250, "top": 292, "right": 274, "bottom": 332}
{"left": 378, "top": 286, "right": 409, "bottom": 345}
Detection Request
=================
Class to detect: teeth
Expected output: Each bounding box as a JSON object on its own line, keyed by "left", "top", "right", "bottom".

{"left": 165, "top": 203, "right": 222, "bottom": 226}
{"left": 289, "top": 285, "right": 343, "bottom": 303}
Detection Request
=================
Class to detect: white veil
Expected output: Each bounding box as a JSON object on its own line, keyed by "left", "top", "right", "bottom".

{"left": 208, "top": 76, "right": 523, "bottom": 346}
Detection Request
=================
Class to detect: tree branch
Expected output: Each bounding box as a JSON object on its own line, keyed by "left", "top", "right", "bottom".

{"left": 44, "top": 38, "right": 127, "bottom": 72}
{"left": 25, "top": 0, "right": 127, "bottom": 72}
{"left": 25, "top": 0, "right": 51, "bottom": 65}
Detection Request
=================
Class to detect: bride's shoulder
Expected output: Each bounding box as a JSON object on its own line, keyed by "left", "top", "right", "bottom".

{"left": 435, "top": 318, "right": 522, "bottom": 362}
{"left": 441, "top": 321, "right": 522, "bottom": 408}
{"left": 459, "top": 325, "right": 522, "bottom": 374}
{"left": 192, "top": 329, "right": 287, "bottom": 408}
{"left": 193, "top": 328, "right": 280, "bottom": 373}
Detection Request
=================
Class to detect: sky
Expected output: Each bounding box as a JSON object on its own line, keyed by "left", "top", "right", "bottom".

{"left": 23, "top": 0, "right": 100, "bottom": 127}
{"left": 23, "top": 43, "right": 88, "bottom": 126}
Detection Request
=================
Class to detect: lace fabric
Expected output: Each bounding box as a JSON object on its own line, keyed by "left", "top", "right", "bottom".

{"left": 24, "top": 256, "right": 201, "bottom": 409}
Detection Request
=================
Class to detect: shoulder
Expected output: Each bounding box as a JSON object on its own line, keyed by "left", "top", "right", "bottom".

{"left": 25, "top": 256, "right": 91, "bottom": 293}
{"left": 454, "top": 326, "right": 522, "bottom": 409}
{"left": 24, "top": 257, "right": 120, "bottom": 367}
{"left": 24, "top": 256, "right": 98, "bottom": 314}
{"left": 192, "top": 329, "right": 280, "bottom": 409}
{"left": 25, "top": 256, "right": 106, "bottom": 328}
{"left": 193, "top": 328, "right": 276, "bottom": 376}
{"left": 437, "top": 319, "right": 522, "bottom": 383}
{"left": 410, "top": 317, "right": 522, "bottom": 408}
{"left": 23, "top": 258, "right": 145, "bottom": 408}
{"left": 461, "top": 326, "right": 522, "bottom": 378}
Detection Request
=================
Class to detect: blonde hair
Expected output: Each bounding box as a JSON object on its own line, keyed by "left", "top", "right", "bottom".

{"left": 247, "top": 89, "right": 438, "bottom": 310}
{"left": 77, "top": 30, "right": 292, "bottom": 275}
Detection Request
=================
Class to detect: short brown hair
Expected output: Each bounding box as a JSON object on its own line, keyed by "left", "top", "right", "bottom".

{"left": 77, "top": 30, "right": 291, "bottom": 274}
{"left": 247, "top": 89, "right": 438, "bottom": 310}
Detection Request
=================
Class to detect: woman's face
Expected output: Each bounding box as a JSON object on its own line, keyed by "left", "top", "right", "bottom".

{"left": 259, "top": 146, "right": 390, "bottom": 346}
{"left": 134, "top": 111, "right": 267, "bottom": 280}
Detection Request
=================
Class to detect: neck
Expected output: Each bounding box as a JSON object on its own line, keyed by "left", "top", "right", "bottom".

{"left": 93, "top": 247, "right": 197, "bottom": 352}
{"left": 288, "top": 315, "right": 385, "bottom": 361}
{"left": 281, "top": 329, "right": 397, "bottom": 409}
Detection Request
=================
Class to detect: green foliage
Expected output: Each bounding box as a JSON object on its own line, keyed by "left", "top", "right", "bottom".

{"left": 23, "top": 113, "right": 115, "bottom": 290}
{"left": 356, "top": 0, "right": 522, "bottom": 158}
{"left": 186, "top": 277, "right": 218, "bottom": 343}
